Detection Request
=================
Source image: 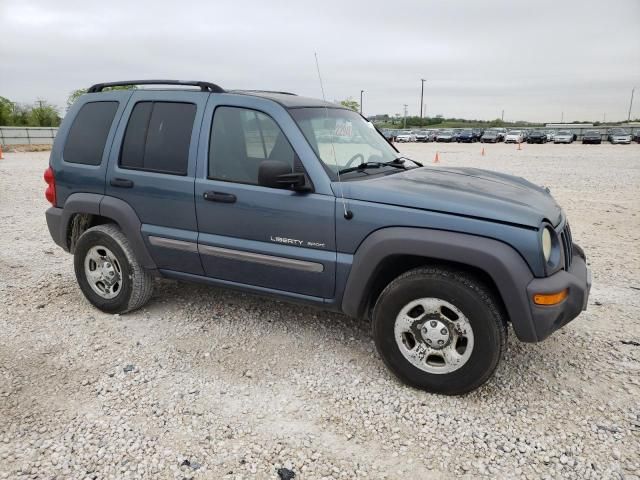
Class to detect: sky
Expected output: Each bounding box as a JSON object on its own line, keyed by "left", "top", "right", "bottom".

{"left": 1, "top": 0, "right": 639, "bottom": 123}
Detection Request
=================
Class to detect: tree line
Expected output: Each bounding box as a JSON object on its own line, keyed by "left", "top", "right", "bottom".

{"left": 0, "top": 97, "right": 61, "bottom": 127}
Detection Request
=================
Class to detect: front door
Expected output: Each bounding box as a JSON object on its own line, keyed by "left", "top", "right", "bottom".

{"left": 195, "top": 99, "right": 336, "bottom": 299}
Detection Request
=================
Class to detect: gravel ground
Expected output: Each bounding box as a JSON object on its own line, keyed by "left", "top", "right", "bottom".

{"left": 1, "top": 143, "right": 639, "bottom": 479}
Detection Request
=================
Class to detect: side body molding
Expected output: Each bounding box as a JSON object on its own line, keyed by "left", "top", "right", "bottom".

{"left": 340, "top": 227, "right": 538, "bottom": 342}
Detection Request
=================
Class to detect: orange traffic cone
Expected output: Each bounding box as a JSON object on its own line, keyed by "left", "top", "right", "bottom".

{"left": 0, "top": 144, "right": 3, "bottom": 159}
{"left": 481, "top": 147, "right": 485, "bottom": 156}
{"left": 433, "top": 151, "right": 440, "bottom": 163}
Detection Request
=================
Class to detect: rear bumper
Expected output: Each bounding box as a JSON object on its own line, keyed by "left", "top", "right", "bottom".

{"left": 46, "top": 206, "right": 68, "bottom": 251}
{"left": 524, "top": 244, "right": 591, "bottom": 341}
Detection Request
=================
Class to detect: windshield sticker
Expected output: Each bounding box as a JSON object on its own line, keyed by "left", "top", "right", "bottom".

{"left": 334, "top": 121, "right": 353, "bottom": 137}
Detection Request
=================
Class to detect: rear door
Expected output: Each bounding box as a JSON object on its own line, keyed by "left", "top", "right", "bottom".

{"left": 194, "top": 96, "right": 336, "bottom": 299}
{"left": 105, "top": 90, "right": 207, "bottom": 275}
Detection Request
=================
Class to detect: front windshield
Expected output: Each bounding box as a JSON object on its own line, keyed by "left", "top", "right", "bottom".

{"left": 509, "top": 130, "right": 521, "bottom": 134}
{"left": 290, "top": 108, "right": 399, "bottom": 175}
{"left": 558, "top": 130, "right": 571, "bottom": 135}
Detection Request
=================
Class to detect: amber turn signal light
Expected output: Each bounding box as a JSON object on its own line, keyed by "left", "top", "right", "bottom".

{"left": 533, "top": 289, "right": 569, "bottom": 306}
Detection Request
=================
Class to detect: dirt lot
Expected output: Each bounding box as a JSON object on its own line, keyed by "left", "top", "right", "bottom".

{"left": 1, "top": 143, "right": 639, "bottom": 479}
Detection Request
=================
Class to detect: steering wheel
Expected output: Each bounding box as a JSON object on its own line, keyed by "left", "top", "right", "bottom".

{"left": 343, "top": 153, "right": 365, "bottom": 169}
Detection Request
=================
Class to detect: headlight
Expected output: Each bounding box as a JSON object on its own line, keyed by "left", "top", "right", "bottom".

{"left": 542, "top": 226, "right": 553, "bottom": 262}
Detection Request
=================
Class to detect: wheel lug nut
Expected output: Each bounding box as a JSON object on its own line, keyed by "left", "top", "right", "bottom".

{"left": 430, "top": 321, "right": 437, "bottom": 327}
{"left": 441, "top": 328, "right": 447, "bottom": 335}
{"left": 438, "top": 340, "right": 444, "bottom": 345}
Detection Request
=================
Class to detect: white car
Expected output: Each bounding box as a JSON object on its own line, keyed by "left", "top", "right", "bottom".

{"left": 545, "top": 130, "right": 556, "bottom": 142}
{"left": 395, "top": 130, "right": 417, "bottom": 142}
{"left": 608, "top": 129, "right": 632, "bottom": 144}
{"left": 553, "top": 130, "right": 574, "bottom": 144}
{"left": 504, "top": 130, "right": 524, "bottom": 144}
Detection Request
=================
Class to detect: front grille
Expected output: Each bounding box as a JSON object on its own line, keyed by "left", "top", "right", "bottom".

{"left": 559, "top": 222, "right": 573, "bottom": 270}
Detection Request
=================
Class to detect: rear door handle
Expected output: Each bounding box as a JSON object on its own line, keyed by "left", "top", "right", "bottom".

{"left": 110, "top": 178, "right": 134, "bottom": 188}
{"left": 203, "top": 191, "right": 236, "bottom": 203}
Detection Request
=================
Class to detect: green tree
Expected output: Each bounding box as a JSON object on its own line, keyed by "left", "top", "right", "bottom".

{"left": 339, "top": 98, "right": 360, "bottom": 112}
{"left": 67, "top": 85, "right": 137, "bottom": 110}
{"left": 28, "top": 100, "right": 61, "bottom": 127}
{"left": 9, "top": 104, "right": 31, "bottom": 126}
{"left": 0, "top": 96, "right": 14, "bottom": 126}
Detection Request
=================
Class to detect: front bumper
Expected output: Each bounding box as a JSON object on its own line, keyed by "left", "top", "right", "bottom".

{"left": 525, "top": 244, "right": 591, "bottom": 341}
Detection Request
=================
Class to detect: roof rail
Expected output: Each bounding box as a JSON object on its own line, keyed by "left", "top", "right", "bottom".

{"left": 233, "top": 89, "right": 297, "bottom": 96}
{"left": 87, "top": 80, "right": 225, "bottom": 93}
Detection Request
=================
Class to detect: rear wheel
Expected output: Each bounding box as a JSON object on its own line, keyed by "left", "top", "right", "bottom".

{"left": 74, "top": 224, "right": 153, "bottom": 313}
{"left": 372, "top": 267, "right": 507, "bottom": 395}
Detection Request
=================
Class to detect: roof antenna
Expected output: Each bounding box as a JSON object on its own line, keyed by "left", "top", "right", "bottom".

{"left": 314, "top": 52, "right": 353, "bottom": 220}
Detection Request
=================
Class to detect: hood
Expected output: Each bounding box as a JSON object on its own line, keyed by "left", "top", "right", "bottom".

{"left": 340, "top": 166, "right": 563, "bottom": 228}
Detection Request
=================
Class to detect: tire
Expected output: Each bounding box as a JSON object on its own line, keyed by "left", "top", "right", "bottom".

{"left": 74, "top": 224, "right": 154, "bottom": 314}
{"left": 372, "top": 266, "right": 507, "bottom": 395}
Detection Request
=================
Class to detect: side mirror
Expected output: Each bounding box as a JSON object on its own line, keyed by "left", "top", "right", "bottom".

{"left": 258, "top": 160, "right": 311, "bottom": 192}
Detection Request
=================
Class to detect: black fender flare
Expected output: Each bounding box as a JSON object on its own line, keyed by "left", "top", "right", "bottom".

{"left": 56, "top": 193, "right": 157, "bottom": 270}
{"left": 341, "top": 227, "right": 538, "bottom": 342}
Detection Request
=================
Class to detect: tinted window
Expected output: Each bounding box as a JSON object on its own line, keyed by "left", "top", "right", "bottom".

{"left": 63, "top": 101, "right": 118, "bottom": 165}
{"left": 209, "top": 107, "right": 295, "bottom": 184}
{"left": 120, "top": 101, "right": 195, "bottom": 175}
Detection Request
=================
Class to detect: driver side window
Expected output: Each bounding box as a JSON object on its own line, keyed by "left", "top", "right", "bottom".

{"left": 209, "top": 106, "right": 295, "bottom": 184}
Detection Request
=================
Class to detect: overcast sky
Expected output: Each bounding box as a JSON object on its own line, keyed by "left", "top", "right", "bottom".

{"left": 1, "top": 0, "right": 639, "bottom": 122}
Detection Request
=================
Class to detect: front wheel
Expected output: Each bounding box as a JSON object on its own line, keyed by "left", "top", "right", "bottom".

{"left": 74, "top": 224, "right": 154, "bottom": 314}
{"left": 372, "top": 267, "right": 507, "bottom": 395}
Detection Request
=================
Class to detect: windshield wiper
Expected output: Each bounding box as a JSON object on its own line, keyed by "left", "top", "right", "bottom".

{"left": 338, "top": 161, "right": 406, "bottom": 176}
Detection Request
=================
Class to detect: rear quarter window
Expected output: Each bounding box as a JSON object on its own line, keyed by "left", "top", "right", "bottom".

{"left": 63, "top": 101, "right": 119, "bottom": 165}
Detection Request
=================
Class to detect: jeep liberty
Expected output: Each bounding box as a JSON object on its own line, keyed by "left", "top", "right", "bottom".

{"left": 45, "top": 80, "right": 591, "bottom": 394}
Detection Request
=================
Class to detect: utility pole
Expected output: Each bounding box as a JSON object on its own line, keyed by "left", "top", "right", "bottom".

{"left": 403, "top": 104, "right": 408, "bottom": 128}
{"left": 628, "top": 87, "right": 635, "bottom": 122}
{"left": 561, "top": 112, "right": 564, "bottom": 123}
{"left": 360, "top": 90, "right": 364, "bottom": 115}
{"left": 420, "top": 79, "right": 426, "bottom": 120}
{"left": 501, "top": 110, "right": 504, "bottom": 122}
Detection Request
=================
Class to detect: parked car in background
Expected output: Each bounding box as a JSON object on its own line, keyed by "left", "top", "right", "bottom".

{"left": 527, "top": 131, "right": 547, "bottom": 144}
{"left": 381, "top": 129, "right": 395, "bottom": 142}
{"left": 544, "top": 130, "right": 556, "bottom": 142}
{"left": 480, "top": 129, "right": 500, "bottom": 143}
{"left": 472, "top": 129, "right": 484, "bottom": 141}
{"left": 436, "top": 129, "right": 455, "bottom": 142}
{"left": 496, "top": 128, "right": 507, "bottom": 141}
{"left": 395, "top": 130, "right": 417, "bottom": 142}
{"left": 457, "top": 129, "right": 476, "bottom": 143}
{"left": 505, "top": 130, "right": 524, "bottom": 144}
{"left": 633, "top": 131, "right": 640, "bottom": 143}
{"left": 581, "top": 130, "right": 602, "bottom": 144}
{"left": 415, "top": 130, "right": 430, "bottom": 142}
{"left": 608, "top": 128, "right": 632, "bottom": 144}
{"left": 553, "top": 130, "right": 574, "bottom": 144}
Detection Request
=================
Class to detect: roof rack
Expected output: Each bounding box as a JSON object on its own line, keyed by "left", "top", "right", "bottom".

{"left": 87, "top": 80, "right": 225, "bottom": 93}
{"left": 233, "top": 89, "right": 297, "bottom": 96}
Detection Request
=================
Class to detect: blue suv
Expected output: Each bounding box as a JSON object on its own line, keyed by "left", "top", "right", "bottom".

{"left": 45, "top": 80, "right": 591, "bottom": 394}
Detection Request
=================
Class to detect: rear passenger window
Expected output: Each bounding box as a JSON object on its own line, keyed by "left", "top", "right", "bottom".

{"left": 120, "top": 101, "right": 196, "bottom": 175}
{"left": 63, "top": 102, "right": 118, "bottom": 165}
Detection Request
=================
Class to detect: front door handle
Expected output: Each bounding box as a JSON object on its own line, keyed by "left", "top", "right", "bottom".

{"left": 110, "top": 178, "right": 134, "bottom": 188}
{"left": 203, "top": 191, "right": 236, "bottom": 203}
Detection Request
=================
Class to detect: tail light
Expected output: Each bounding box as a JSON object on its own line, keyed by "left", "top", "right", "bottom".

{"left": 44, "top": 167, "right": 57, "bottom": 206}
